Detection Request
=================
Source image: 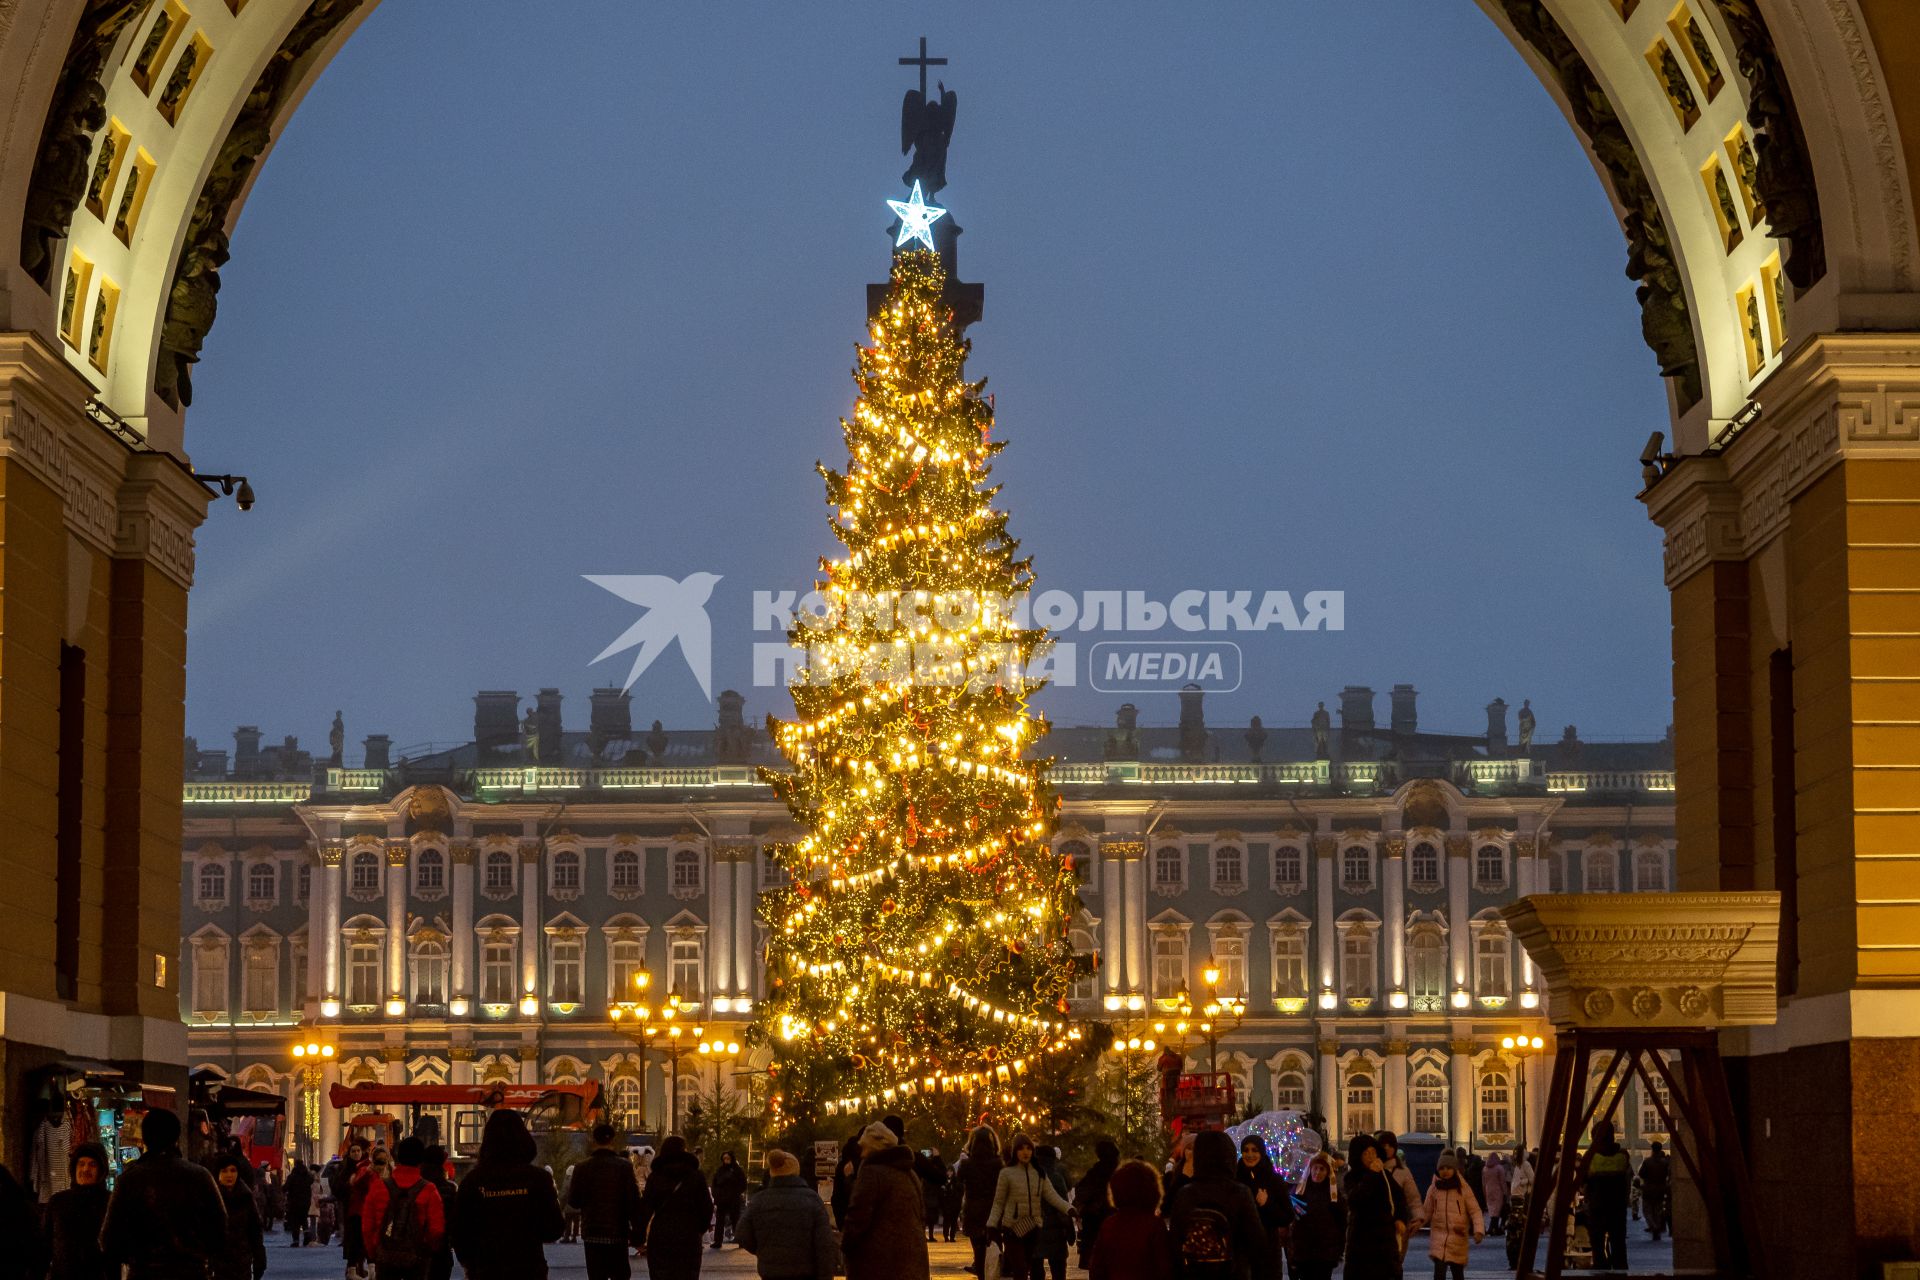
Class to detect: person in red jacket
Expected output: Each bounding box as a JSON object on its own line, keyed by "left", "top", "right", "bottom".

{"left": 360, "top": 1137, "right": 446, "bottom": 1280}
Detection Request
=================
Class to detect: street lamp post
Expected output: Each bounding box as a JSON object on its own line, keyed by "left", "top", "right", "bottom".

{"left": 1197, "top": 960, "right": 1247, "bottom": 1075}
{"left": 608, "top": 968, "right": 661, "bottom": 1134}
{"left": 1501, "top": 1033, "right": 1545, "bottom": 1148}
{"left": 289, "top": 1037, "right": 336, "bottom": 1163}
{"left": 1105, "top": 1027, "right": 1159, "bottom": 1142}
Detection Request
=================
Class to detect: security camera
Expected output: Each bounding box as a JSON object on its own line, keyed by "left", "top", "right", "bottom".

{"left": 235, "top": 478, "right": 255, "bottom": 512}
{"left": 1639, "top": 432, "right": 1665, "bottom": 467}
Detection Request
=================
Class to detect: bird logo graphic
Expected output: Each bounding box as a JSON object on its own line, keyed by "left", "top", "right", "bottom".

{"left": 585, "top": 572, "right": 723, "bottom": 698}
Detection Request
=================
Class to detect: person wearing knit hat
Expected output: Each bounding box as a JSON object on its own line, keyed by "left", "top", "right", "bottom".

{"left": 1423, "top": 1148, "right": 1484, "bottom": 1280}
{"left": 1435, "top": 1151, "right": 1459, "bottom": 1173}
{"left": 840, "top": 1121, "right": 928, "bottom": 1280}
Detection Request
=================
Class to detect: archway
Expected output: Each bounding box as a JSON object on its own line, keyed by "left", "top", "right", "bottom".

{"left": 1, "top": 2, "right": 1918, "bottom": 1272}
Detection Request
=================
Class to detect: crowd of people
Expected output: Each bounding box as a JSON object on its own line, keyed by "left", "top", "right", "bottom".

{"left": 0, "top": 1106, "right": 1675, "bottom": 1280}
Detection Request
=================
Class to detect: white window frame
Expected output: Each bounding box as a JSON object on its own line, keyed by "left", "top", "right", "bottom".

{"left": 349, "top": 850, "right": 381, "bottom": 893}
{"left": 345, "top": 937, "right": 382, "bottom": 1008}
{"left": 1212, "top": 843, "right": 1245, "bottom": 893}
{"left": 1583, "top": 846, "right": 1619, "bottom": 893}
{"left": 1344, "top": 1068, "right": 1378, "bottom": 1136}
{"left": 1475, "top": 930, "right": 1512, "bottom": 1000}
{"left": 670, "top": 847, "right": 704, "bottom": 898}
{"left": 1271, "top": 842, "right": 1305, "bottom": 892}
{"left": 549, "top": 934, "right": 584, "bottom": 1005}
{"left": 414, "top": 846, "right": 446, "bottom": 895}
{"left": 1206, "top": 922, "right": 1248, "bottom": 1000}
{"left": 1633, "top": 846, "right": 1669, "bottom": 891}
{"left": 483, "top": 850, "right": 516, "bottom": 893}
{"left": 1068, "top": 923, "right": 1099, "bottom": 1002}
{"left": 1408, "top": 840, "right": 1442, "bottom": 888}
{"left": 1152, "top": 844, "right": 1185, "bottom": 891}
{"left": 609, "top": 845, "right": 644, "bottom": 896}
{"left": 1479, "top": 1068, "right": 1514, "bottom": 1137}
{"left": 1339, "top": 918, "right": 1379, "bottom": 1003}
{"left": 1340, "top": 844, "right": 1374, "bottom": 891}
{"left": 198, "top": 859, "right": 228, "bottom": 906}
{"left": 241, "top": 934, "right": 278, "bottom": 1014}
{"left": 1150, "top": 926, "right": 1190, "bottom": 1001}
{"left": 1268, "top": 922, "right": 1309, "bottom": 1004}
{"left": 1475, "top": 842, "right": 1508, "bottom": 889}
{"left": 479, "top": 935, "right": 517, "bottom": 1006}
{"left": 550, "top": 849, "right": 583, "bottom": 895}
{"left": 191, "top": 931, "right": 229, "bottom": 1015}
{"left": 245, "top": 860, "right": 277, "bottom": 907}
{"left": 1409, "top": 925, "right": 1447, "bottom": 1012}
{"left": 409, "top": 936, "right": 448, "bottom": 1006}
{"left": 668, "top": 932, "right": 705, "bottom": 1001}
{"left": 1411, "top": 1068, "right": 1449, "bottom": 1135}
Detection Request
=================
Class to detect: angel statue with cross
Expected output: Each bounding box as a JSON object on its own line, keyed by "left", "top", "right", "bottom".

{"left": 900, "top": 37, "right": 957, "bottom": 195}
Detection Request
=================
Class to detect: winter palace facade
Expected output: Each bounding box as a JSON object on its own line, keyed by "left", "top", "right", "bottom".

{"left": 180, "top": 684, "right": 1679, "bottom": 1158}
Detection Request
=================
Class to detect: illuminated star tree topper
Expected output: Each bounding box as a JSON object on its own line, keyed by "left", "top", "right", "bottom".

{"left": 887, "top": 181, "right": 948, "bottom": 252}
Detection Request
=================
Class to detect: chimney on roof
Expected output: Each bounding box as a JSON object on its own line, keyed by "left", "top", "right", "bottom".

{"left": 1486, "top": 698, "right": 1509, "bottom": 753}
{"left": 1389, "top": 684, "right": 1418, "bottom": 735}
{"left": 715, "top": 690, "right": 749, "bottom": 763}
{"left": 474, "top": 691, "right": 519, "bottom": 754}
{"left": 535, "top": 688, "right": 564, "bottom": 765}
{"left": 590, "top": 687, "right": 633, "bottom": 741}
{"left": 233, "top": 726, "right": 262, "bottom": 777}
{"left": 363, "top": 734, "right": 391, "bottom": 770}
{"left": 1338, "top": 686, "right": 1375, "bottom": 733}
{"left": 1178, "top": 684, "right": 1207, "bottom": 762}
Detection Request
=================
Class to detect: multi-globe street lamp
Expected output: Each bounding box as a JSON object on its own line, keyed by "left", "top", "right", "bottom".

{"left": 1501, "top": 1033, "right": 1546, "bottom": 1146}
{"left": 289, "top": 1037, "right": 335, "bottom": 1161}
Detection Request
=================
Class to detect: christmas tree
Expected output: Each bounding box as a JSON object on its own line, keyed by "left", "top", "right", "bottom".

{"left": 755, "top": 246, "right": 1085, "bottom": 1127}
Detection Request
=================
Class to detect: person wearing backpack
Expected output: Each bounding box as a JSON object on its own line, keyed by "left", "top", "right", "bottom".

{"left": 418, "top": 1145, "right": 457, "bottom": 1280}
{"left": 360, "top": 1137, "right": 446, "bottom": 1280}
{"left": 1166, "top": 1129, "right": 1268, "bottom": 1280}
{"left": 986, "top": 1132, "right": 1073, "bottom": 1280}
{"left": 636, "top": 1135, "right": 714, "bottom": 1280}
{"left": 453, "top": 1110, "right": 564, "bottom": 1280}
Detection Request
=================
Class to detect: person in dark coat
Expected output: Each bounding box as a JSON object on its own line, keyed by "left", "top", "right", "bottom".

{"left": 1032, "top": 1145, "right": 1073, "bottom": 1280}
{"left": 453, "top": 1110, "right": 564, "bottom": 1280}
{"left": 211, "top": 1154, "right": 267, "bottom": 1280}
{"left": 419, "top": 1145, "right": 458, "bottom": 1280}
{"left": 0, "top": 1161, "right": 43, "bottom": 1280}
{"left": 42, "top": 1141, "right": 113, "bottom": 1280}
{"left": 956, "top": 1125, "right": 1003, "bottom": 1277}
{"left": 1581, "top": 1119, "right": 1633, "bottom": 1271}
{"left": 915, "top": 1149, "right": 950, "bottom": 1241}
{"left": 734, "top": 1150, "right": 840, "bottom": 1280}
{"left": 100, "top": 1109, "right": 229, "bottom": 1280}
{"left": 1073, "top": 1139, "right": 1120, "bottom": 1270}
{"left": 841, "top": 1122, "right": 929, "bottom": 1280}
{"left": 1166, "top": 1129, "right": 1268, "bottom": 1280}
{"left": 829, "top": 1134, "right": 862, "bottom": 1229}
{"left": 1338, "top": 1134, "right": 1402, "bottom": 1280}
{"left": 941, "top": 1160, "right": 965, "bottom": 1243}
{"left": 1086, "top": 1159, "right": 1174, "bottom": 1280}
{"left": 1288, "top": 1153, "right": 1344, "bottom": 1280}
{"left": 568, "top": 1124, "right": 642, "bottom": 1280}
{"left": 1638, "top": 1140, "right": 1672, "bottom": 1242}
{"left": 1234, "top": 1134, "right": 1295, "bottom": 1279}
{"left": 710, "top": 1150, "right": 748, "bottom": 1250}
{"left": 282, "top": 1160, "right": 314, "bottom": 1247}
{"left": 636, "top": 1135, "right": 713, "bottom": 1280}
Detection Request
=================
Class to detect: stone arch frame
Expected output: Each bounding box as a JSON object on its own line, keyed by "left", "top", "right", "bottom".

{"left": 1471, "top": 1046, "right": 1520, "bottom": 1147}
{"left": 1066, "top": 904, "right": 1100, "bottom": 1006}
{"left": 1265, "top": 907, "right": 1312, "bottom": 1010}
{"left": 1208, "top": 829, "right": 1248, "bottom": 895}
{"left": 233, "top": 1062, "right": 277, "bottom": 1092}
{"left": 408, "top": 831, "right": 450, "bottom": 900}
{"left": 1264, "top": 1049, "right": 1312, "bottom": 1111}
{"left": 1405, "top": 826, "right": 1447, "bottom": 893}
{"left": 1335, "top": 907, "right": 1383, "bottom": 1007}
{"left": 1408, "top": 1047, "right": 1452, "bottom": 1137}
{"left": 1203, "top": 908, "right": 1253, "bottom": 1001}
{"left": 1269, "top": 829, "right": 1309, "bottom": 894}
{"left": 546, "top": 1054, "right": 589, "bottom": 1085}
{"left": 1405, "top": 909, "right": 1451, "bottom": 1013}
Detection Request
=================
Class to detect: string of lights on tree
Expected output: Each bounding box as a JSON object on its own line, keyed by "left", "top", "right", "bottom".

{"left": 753, "top": 224, "right": 1088, "bottom": 1126}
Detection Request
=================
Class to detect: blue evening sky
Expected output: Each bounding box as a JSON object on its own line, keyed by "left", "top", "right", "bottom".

{"left": 181, "top": 1, "right": 1673, "bottom": 760}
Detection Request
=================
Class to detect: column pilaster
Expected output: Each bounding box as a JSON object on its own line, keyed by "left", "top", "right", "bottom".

{"left": 1448, "top": 1038, "right": 1474, "bottom": 1149}
{"left": 1314, "top": 835, "right": 1337, "bottom": 1003}
{"left": 518, "top": 839, "right": 541, "bottom": 1002}
{"left": 1383, "top": 1039, "right": 1410, "bottom": 1134}
{"left": 1446, "top": 836, "right": 1470, "bottom": 1003}
{"left": 450, "top": 843, "right": 473, "bottom": 1009}
{"left": 1383, "top": 835, "right": 1406, "bottom": 1001}
{"left": 1316, "top": 1038, "right": 1339, "bottom": 1142}
{"left": 319, "top": 844, "right": 343, "bottom": 1012}
{"left": 385, "top": 841, "right": 407, "bottom": 1009}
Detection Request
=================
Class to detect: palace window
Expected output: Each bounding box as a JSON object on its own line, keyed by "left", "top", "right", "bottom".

{"left": 1476, "top": 933, "right": 1511, "bottom": 999}
{"left": 610, "top": 938, "right": 644, "bottom": 998}
{"left": 247, "top": 861, "right": 276, "bottom": 905}
{"left": 761, "top": 851, "right": 789, "bottom": 888}
{"left": 410, "top": 940, "right": 447, "bottom": 1006}
{"left": 1548, "top": 856, "right": 1565, "bottom": 892}
{"left": 550, "top": 937, "right": 583, "bottom": 1004}
{"left": 669, "top": 936, "right": 703, "bottom": 1000}
{"left": 1153, "top": 845, "right": 1183, "bottom": 888}
{"left": 1272, "top": 1070, "right": 1308, "bottom": 1110}
{"left": 1413, "top": 1070, "right": 1448, "bottom": 1135}
{"left": 552, "top": 850, "right": 581, "bottom": 893}
{"left": 192, "top": 938, "right": 228, "bottom": 1014}
{"left": 1212, "top": 931, "right": 1247, "bottom": 999}
{"left": 1410, "top": 842, "right": 1440, "bottom": 886}
{"left": 415, "top": 847, "right": 445, "bottom": 893}
{"left": 1061, "top": 841, "right": 1092, "bottom": 890}
{"left": 1341, "top": 846, "right": 1372, "bottom": 890}
{"left": 1583, "top": 850, "right": 1618, "bottom": 893}
{"left": 350, "top": 851, "right": 380, "bottom": 892}
{"left": 480, "top": 940, "right": 515, "bottom": 1005}
{"left": 672, "top": 849, "right": 703, "bottom": 893}
{"left": 484, "top": 851, "right": 514, "bottom": 892}
{"left": 1410, "top": 929, "right": 1446, "bottom": 1012}
{"left": 1069, "top": 927, "right": 1098, "bottom": 1002}
{"left": 1480, "top": 1070, "right": 1513, "bottom": 1136}
{"left": 1476, "top": 844, "right": 1506, "bottom": 889}
{"left": 1641, "top": 1069, "right": 1672, "bottom": 1139}
{"left": 296, "top": 863, "right": 311, "bottom": 906}
{"left": 612, "top": 847, "right": 641, "bottom": 892}
{"left": 346, "top": 940, "right": 380, "bottom": 1007}
{"left": 1634, "top": 848, "right": 1667, "bottom": 892}
{"left": 198, "top": 861, "right": 227, "bottom": 905}
{"left": 1341, "top": 931, "right": 1376, "bottom": 1001}
{"left": 1344, "top": 1071, "right": 1377, "bottom": 1135}
{"left": 242, "top": 941, "right": 277, "bottom": 1014}
{"left": 1273, "top": 844, "right": 1303, "bottom": 891}
{"left": 1271, "top": 933, "right": 1308, "bottom": 1001}
{"left": 609, "top": 1076, "right": 642, "bottom": 1131}
{"left": 1152, "top": 932, "right": 1188, "bottom": 1000}
{"left": 1213, "top": 846, "right": 1244, "bottom": 892}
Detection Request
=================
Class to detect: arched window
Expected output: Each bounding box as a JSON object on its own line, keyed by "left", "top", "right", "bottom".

{"left": 1409, "top": 842, "right": 1440, "bottom": 885}
{"left": 1480, "top": 1070, "right": 1513, "bottom": 1136}
{"left": 1213, "top": 846, "right": 1244, "bottom": 890}
{"left": 1272, "top": 1070, "right": 1308, "bottom": 1110}
{"left": 1476, "top": 932, "right": 1511, "bottom": 999}
{"left": 415, "top": 847, "right": 445, "bottom": 893}
{"left": 1153, "top": 845, "right": 1183, "bottom": 888}
{"left": 609, "top": 1076, "right": 643, "bottom": 1132}
{"left": 1412, "top": 1069, "right": 1448, "bottom": 1135}
{"left": 484, "top": 850, "right": 514, "bottom": 891}
{"left": 410, "top": 939, "right": 446, "bottom": 1005}
{"left": 480, "top": 938, "right": 515, "bottom": 1004}
{"left": 1583, "top": 849, "right": 1618, "bottom": 893}
{"left": 1344, "top": 1070, "right": 1377, "bottom": 1135}
{"left": 1068, "top": 927, "right": 1098, "bottom": 1001}
{"left": 552, "top": 850, "right": 581, "bottom": 892}
{"left": 1340, "top": 930, "right": 1376, "bottom": 1001}
{"left": 247, "top": 861, "right": 276, "bottom": 903}
{"left": 1341, "top": 846, "right": 1372, "bottom": 890}
{"left": 612, "top": 847, "right": 641, "bottom": 891}
{"left": 1476, "top": 844, "right": 1506, "bottom": 888}
{"left": 1409, "top": 929, "right": 1446, "bottom": 1012}
{"left": 350, "top": 851, "right": 380, "bottom": 892}
{"left": 1633, "top": 847, "right": 1667, "bottom": 891}
{"left": 671, "top": 848, "right": 702, "bottom": 892}
{"left": 346, "top": 939, "right": 380, "bottom": 1006}
{"left": 1273, "top": 845, "right": 1303, "bottom": 890}
{"left": 198, "top": 861, "right": 227, "bottom": 903}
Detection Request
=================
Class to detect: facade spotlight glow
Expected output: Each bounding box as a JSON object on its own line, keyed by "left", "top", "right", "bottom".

{"left": 1125, "top": 994, "right": 1144, "bottom": 1012}
{"left": 384, "top": 997, "right": 406, "bottom": 1017}
{"left": 1450, "top": 990, "right": 1472, "bottom": 1009}
{"left": 518, "top": 993, "right": 539, "bottom": 1016}
{"left": 1388, "top": 990, "right": 1409, "bottom": 1010}
{"left": 448, "top": 996, "right": 469, "bottom": 1017}
{"left": 1318, "top": 990, "right": 1338, "bottom": 1011}
{"left": 320, "top": 998, "right": 341, "bottom": 1018}
{"left": 712, "top": 997, "right": 733, "bottom": 1014}
{"left": 1519, "top": 990, "right": 1540, "bottom": 1009}
{"left": 1104, "top": 995, "right": 1122, "bottom": 1012}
